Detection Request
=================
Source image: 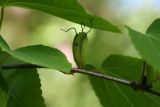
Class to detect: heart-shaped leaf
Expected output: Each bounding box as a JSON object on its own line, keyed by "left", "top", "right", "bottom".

{"left": 89, "top": 55, "right": 160, "bottom": 107}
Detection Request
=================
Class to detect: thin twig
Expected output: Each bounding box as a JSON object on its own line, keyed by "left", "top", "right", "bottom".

{"left": 71, "top": 68, "right": 133, "bottom": 86}
{"left": 2, "top": 63, "right": 160, "bottom": 97}
{"left": 2, "top": 64, "right": 44, "bottom": 69}
{"left": 146, "top": 89, "right": 160, "bottom": 96}
{"left": 0, "top": 7, "right": 4, "bottom": 32}
{"left": 1, "top": 64, "right": 134, "bottom": 86}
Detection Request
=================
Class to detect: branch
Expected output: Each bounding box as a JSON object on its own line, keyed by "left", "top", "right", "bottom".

{"left": 71, "top": 68, "right": 133, "bottom": 86}
{"left": 0, "top": 7, "right": 4, "bottom": 32}
{"left": 2, "top": 63, "right": 160, "bottom": 97}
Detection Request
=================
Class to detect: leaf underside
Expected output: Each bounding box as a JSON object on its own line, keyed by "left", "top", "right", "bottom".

{"left": 0, "top": 0, "right": 120, "bottom": 32}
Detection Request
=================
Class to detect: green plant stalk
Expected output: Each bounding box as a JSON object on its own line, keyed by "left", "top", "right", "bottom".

{"left": 0, "top": 7, "right": 4, "bottom": 32}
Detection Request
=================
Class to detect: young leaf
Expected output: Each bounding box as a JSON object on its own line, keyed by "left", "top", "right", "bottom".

{"left": 127, "top": 19, "right": 160, "bottom": 73}
{"left": 89, "top": 55, "right": 160, "bottom": 107}
{"left": 0, "top": 0, "right": 120, "bottom": 32}
{"left": 0, "top": 35, "right": 72, "bottom": 73}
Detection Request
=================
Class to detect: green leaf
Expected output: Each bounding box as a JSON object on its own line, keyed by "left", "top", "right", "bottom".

{"left": 0, "top": 36, "right": 11, "bottom": 53}
{"left": 0, "top": 0, "right": 120, "bottom": 32}
{"left": 0, "top": 51, "right": 9, "bottom": 107}
{"left": 127, "top": 19, "right": 160, "bottom": 72}
{"left": 89, "top": 55, "right": 160, "bottom": 107}
{"left": 146, "top": 18, "right": 160, "bottom": 34}
{"left": 145, "top": 63, "right": 155, "bottom": 86}
{"left": 2, "top": 68, "right": 46, "bottom": 107}
{"left": 0, "top": 71, "right": 9, "bottom": 107}
{"left": 4, "top": 69, "right": 46, "bottom": 107}
{"left": 101, "top": 55, "right": 143, "bottom": 80}
{"left": 0, "top": 49, "right": 46, "bottom": 107}
{"left": 84, "top": 65, "right": 110, "bottom": 106}
{"left": 0, "top": 35, "right": 72, "bottom": 73}
{"left": 14, "top": 45, "right": 71, "bottom": 73}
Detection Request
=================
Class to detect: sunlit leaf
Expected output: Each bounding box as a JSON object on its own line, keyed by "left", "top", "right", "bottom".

{"left": 0, "top": 35, "right": 72, "bottom": 73}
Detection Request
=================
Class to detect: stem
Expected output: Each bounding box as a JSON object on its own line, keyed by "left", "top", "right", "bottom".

{"left": 1, "top": 64, "right": 133, "bottom": 86}
{"left": 2, "top": 64, "right": 132, "bottom": 86}
{"left": 0, "top": 7, "right": 4, "bottom": 32}
{"left": 2, "top": 64, "right": 44, "bottom": 69}
{"left": 2, "top": 63, "right": 160, "bottom": 97}
{"left": 138, "top": 61, "right": 146, "bottom": 84}
{"left": 146, "top": 89, "right": 160, "bottom": 96}
{"left": 72, "top": 68, "right": 133, "bottom": 86}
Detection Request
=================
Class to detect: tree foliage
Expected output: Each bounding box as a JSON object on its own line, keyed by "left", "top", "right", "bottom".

{"left": 0, "top": 0, "right": 160, "bottom": 107}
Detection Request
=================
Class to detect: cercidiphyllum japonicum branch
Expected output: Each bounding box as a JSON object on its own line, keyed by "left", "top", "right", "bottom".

{"left": 2, "top": 63, "right": 160, "bottom": 97}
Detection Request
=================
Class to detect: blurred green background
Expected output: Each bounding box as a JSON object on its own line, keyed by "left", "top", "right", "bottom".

{"left": 1, "top": 0, "right": 160, "bottom": 107}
